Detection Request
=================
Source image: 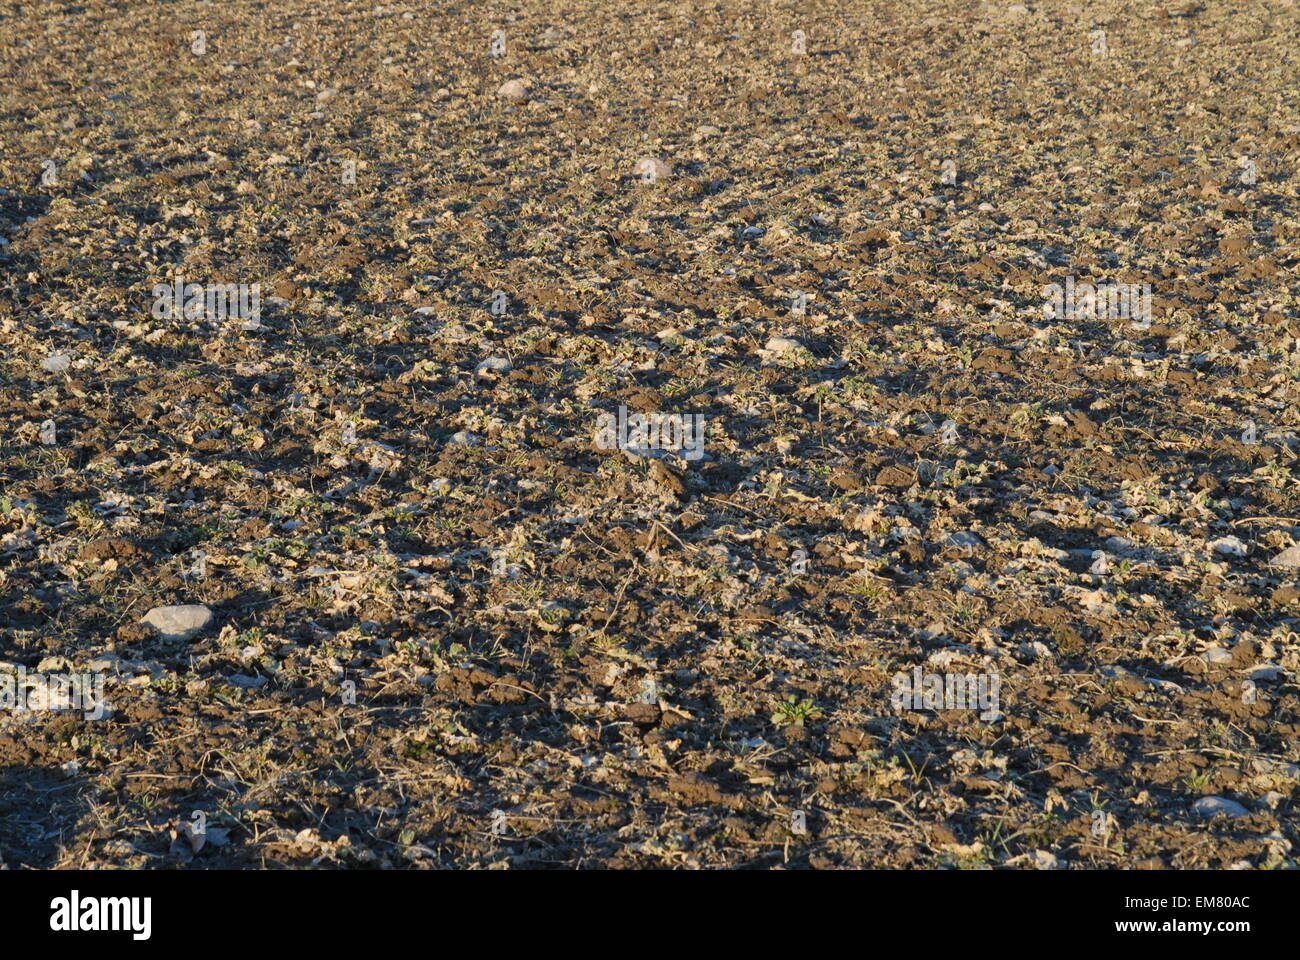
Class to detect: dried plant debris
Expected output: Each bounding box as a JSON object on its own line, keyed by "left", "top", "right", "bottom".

{"left": 0, "top": 0, "right": 1299, "bottom": 870}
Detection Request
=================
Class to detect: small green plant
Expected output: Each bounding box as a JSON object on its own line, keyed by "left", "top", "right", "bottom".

{"left": 67, "top": 501, "right": 99, "bottom": 533}
{"left": 1182, "top": 769, "right": 1211, "bottom": 793}
{"left": 770, "top": 695, "right": 822, "bottom": 728}
{"left": 538, "top": 601, "right": 567, "bottom": 625}
{"left": 901, "top": 751, "right": 929, "bottom": 785}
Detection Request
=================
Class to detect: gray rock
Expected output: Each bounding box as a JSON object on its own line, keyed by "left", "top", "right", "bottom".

{"left": 496, "top": 79, "right": 527, "bottom": 100}
{"left": 1028, "top": 849, "right": 1061, "bottom": 870}
{"left": 945, "top": 531, "right": 985, "bottom": 550}
{"left": 1269, "top": 544, "right": 1300, "bottom": 569}
{"left": 1192, "top": 796, "right": 1250, "bottom": 820}
{"left": 1018, "top": 640, "right": 1054, "bottom": 661}
{"left": 620, "top": 444, "right": 666, "bottom": 462}
{"left": 765, "top": 337, "right": 801, "bottom": 354}
{"left": 916, "top": 621, "right": 947, "bottom": 642}
{"left": 139, "top": 604, "right": 213, "bottom": 641}
{"left": 1146, "top": 678, "right": 1185, "bottom": 695}
{"left": 41, "top": 354, "right": 71, "bottom": 373}
{"left": 475, "top": 356, "right": 512, "bottom": 378}
{"left": 634, "top": 157, "right": 672, "bottom": 181}
{"left": 87, "top": 652, "right": 123, "bottom": 672}
{"left": 1209, "top": 536, "right": 1248, "bottom": 557}
{"left": 1245, "top": 664, "right": 1285, "bottom": 682}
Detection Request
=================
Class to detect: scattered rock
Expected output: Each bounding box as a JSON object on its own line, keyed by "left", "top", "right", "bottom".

{"left": 945, "top": 531, "right": 985, "bottom": 550}
{"left": 1244, "top": 664, "right": 1285, "bottom": 681}
{"left": 764, "top": 336, "right": 802, "bottom": 355}
{"left": 139, "top": 604, "right": 213, "bottom": 641}
{"left": 634, "top": 157, "right": 672, "bottom": 181}
{"left": 1252, "top": 758, "right": 1300, "bottom": 780}
{"left": 475, "top": 356, "right": 512, "bottom": 378}
{"left": 229, "top": 674, "right": 269, "bottom": 688}
{"left": 620, "top": 444, "right": 666, "bottom": 461}
{"left": 1210, "top": 536, "right": 1248, "bottom": 557}
{"left": 1018, "top": 640, "right": 1054, "bottom": 661}
{"left": 1191, "top": 796, "right": 1249, "bottom": 820}
{"left": 1099, "top": 664, "right": 1137, "bottom": 680}
{"left": 1269, "top": 544, "right": 1300, "bottom": 569}
{"left": 496, "top": 79, "right": 528, "bottom": 100}
{"left": 87, "top": 652, "right": 123, "bottom": 672}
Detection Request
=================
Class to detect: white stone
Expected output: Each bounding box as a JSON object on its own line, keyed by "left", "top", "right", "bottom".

{"left": 1028, "top": 849, "right": 1060, "bottom": 869}
{"left": 1192, "top": 796, "right": 1249, "bottom": 819}
{"left": 765, "top": 337, "right": 802, "bottom": 354}
{"left": 140, "top": 604, "right": 213, "bottom": 641}
{"left": 1269, "top": 544, "right": 1300, "bottom": 568}
{"left": 497, "top": 79, "right": 527, "bottom": 100}
{"left": 634, "top": 157, "right": 672, "bottom": 181}
{"left": 1209, "top": 536, "right": 1248, "bottom": 557}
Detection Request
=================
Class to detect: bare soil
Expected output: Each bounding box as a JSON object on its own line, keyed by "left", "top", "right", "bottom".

{"left": 1, "top": 0, "right": 1298, "bottom": 868}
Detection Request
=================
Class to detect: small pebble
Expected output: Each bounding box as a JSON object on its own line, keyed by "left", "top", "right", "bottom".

{"left": 139, "top": 604, "right": 213, "bottom": 642}
{"left": 765, "top": 336, "right": 802, "bottom": 355}
{"left": 1209, "top": 536, "right": 1248, "bottom": 557}
{"left": 1191, "top": 796, "right": 1249, "bottom": 820}
{"left": 497, "top": 79, "right": 527, "bottom": 100}
{"left": 475, "top": 356, "right": 512, "bottom": 378}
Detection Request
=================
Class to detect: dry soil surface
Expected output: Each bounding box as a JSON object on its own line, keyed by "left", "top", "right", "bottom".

{"left": 1, "top": 0, "right": 1299, "bottom": 868}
